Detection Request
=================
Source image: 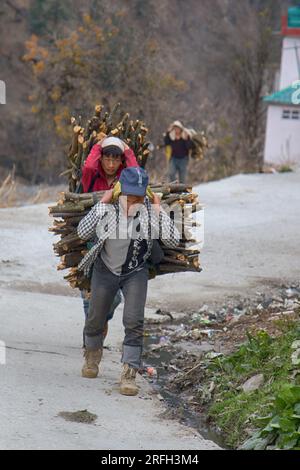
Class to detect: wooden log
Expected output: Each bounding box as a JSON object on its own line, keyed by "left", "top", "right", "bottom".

{"left": 59, "top": 168, "right": 72, "bottom": 178}
{"left": 48, "top": 211, "right": 89, "bottom": 218}
{"left": 49, "top": 202, "right": 87, "bottom": 214}
{"left": 192, "top": 256, "right": 200, "bottom": 269}
{"left": 59, "top": 251, "right": 85, "bottom": 268}
{"left": 162, "top": 246, "right": 199, "bottom": 255}
{"left": 49, "top": 227, "right": 73, "bottom": 235}
{"left": 54, "top": 244, "right": 86, "bottom": 256}
{"left": 163, "top": 250, "right": 187, "bottom": 261}
{"left": 62, "top": 239, "right": 86, "bottom": 251}
{"left": 162, "top": 256, "right": 190, "bottom": 267}
{"left": 62, "top": 191, "right": 104, "bottom": 202}
{"left": 150, "top": 186, "right": 171, "bottom": 196}
{"left": 68, "top": 124, "right": 82, "bottom": 160}
{"left": 57, "top": 262, "right": 67, "bottom": 271}
{"left": 94, "top": 104, "right": 103, "bottom": 118}
{"left": 53, "top": 232, "right": 83, "bottom": 248}
{"left": 158, "top": 264, "right": 202, "bottom": 274}
{"left": 162, "top": 194, "right": 182, "bottom": 205}
{"left": 52, "top": 220, "right": 68, "bottom": 228}
{"left": 63, "top": 216, "right": 87, "bottom": 225}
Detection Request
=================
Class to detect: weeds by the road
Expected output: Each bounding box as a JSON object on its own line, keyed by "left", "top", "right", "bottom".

{"left": 0, "top": 167, "right": 18, "bottom": 207}
{"left": 0, "top": 169, "right": 65, "bottom": 208}
{"left": 207, "top": 319, "right": 300, "bottom": 448}
{"left": 144, "top": 287, "right": 300, "bottom": 450}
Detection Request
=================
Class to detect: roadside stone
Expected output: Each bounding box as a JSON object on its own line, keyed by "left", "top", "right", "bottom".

{"left": 272, "top": 295, "right": 284, "bottom": 302}
{"left": 233, "top": 307, "right": 246, "bottom": 316}
{"left": 191, "top": 329, "right": 202, "bottom": 340}
{"left": 205, "top": 352, "right": 223, "bottom": 360}
{"left": 291, "top": 349, "right": 300, "bottom": 366}
{"left": 199, "top": 304, "right": 209, "bottom": 313}
{"left": 230, "top": 316, "right": 241, "bottom": 324}
{"left": 261, "top": 298, "right": 273, "bottom": 309}
{"left": 242, "top": 374, "right": 264, "bottom": 394}
{"left": 284, "top": 299, "right": 299, "bottom": 310}
{"left": 285, "top": 288, "right": 299, "bottom": 298}
{"left": 177, "top": 341, "right": 213, "bottom": 354}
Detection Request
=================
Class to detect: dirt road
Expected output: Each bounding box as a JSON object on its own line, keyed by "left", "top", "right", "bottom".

{"left": 149, "top": 168, "right": 300, "bottom": 310}
{"left": 1, "top": 167, "right": 299, "bottom": 449}
{"left": 0, "top": 202, "right": 219, "bottom": 450}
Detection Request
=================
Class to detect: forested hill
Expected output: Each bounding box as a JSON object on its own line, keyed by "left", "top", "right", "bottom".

{"left": 0, "top": 0, "right": 293, "bottom": 184}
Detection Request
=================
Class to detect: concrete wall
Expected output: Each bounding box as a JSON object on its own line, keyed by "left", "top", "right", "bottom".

{"left": 264, "top": 104, "right": 300, "bottom": 164}
{"left": 280, "top": 37, "right": 300, "bottom": 89}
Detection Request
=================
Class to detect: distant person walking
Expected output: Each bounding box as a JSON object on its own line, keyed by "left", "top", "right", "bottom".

{"left": 164, "top": 121, "right": 194, "bottom": 184}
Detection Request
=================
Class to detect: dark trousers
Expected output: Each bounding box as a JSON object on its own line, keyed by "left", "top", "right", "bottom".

{"left": 81, "top": 289, "right": 122, "bottom": 322}
{"left": 84, "top": 256, "right": 149, "bottom": 369}
{"left": 169, "top": 156, "right": 189, "bottom": 183}
{"left": 80, "top": 288, "right": 122, "bottom": 347}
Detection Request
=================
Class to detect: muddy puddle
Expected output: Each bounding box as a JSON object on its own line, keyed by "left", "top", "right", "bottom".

{"left": 58, "top": 409, "right": 97, "bottom": 424}
{"left": 143, "top": 334, "right": 226, "bottom": 449}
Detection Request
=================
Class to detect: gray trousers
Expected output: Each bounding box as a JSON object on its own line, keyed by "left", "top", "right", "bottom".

{"left": 80, "top": 289, "right": 122, "bottom": 348}
{"left": 169, "top": 156, "right": 189, "bottom": 183}
{"left": 84, "top": 256, "right": 149, "bottom": 369}
{"left": 81, "top": 289, "right": 122, "bottom": 322}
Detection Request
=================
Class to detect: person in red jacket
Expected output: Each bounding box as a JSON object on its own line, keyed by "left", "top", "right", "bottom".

{"left": 82, "top": 136, "right": 138, "bottom": 193}
{"left": 81, "top": 136, "right": 138, "bottom": 342}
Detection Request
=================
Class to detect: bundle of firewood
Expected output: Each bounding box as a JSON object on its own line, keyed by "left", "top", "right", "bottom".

{"left": 62, "top": 102, "right": 151, "bottom": 193}
{"left": 186, "top": 128, "right": 209, "bottom": 161}
{"left": 49, "top": 183, "right": 202, "bottom": 291}
{"left": 49, "top": 104, "right": 203, "bottom": 292}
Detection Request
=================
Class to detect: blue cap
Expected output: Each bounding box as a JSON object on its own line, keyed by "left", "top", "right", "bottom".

{"left": 119, "top": 167, "right": 149, "bottom": 196}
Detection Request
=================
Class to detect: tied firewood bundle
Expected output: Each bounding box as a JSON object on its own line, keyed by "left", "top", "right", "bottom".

{"left": 49, "top": 183, "right": 203, "bottom": 291}
{"left": 186, "top": 128, "right": 209, "bottom": 161}
{"left": 62, "top": 102, "right": 151, "bottom": 193}
{"left": 49, "top": 103, "right": 203, "bottom": 292}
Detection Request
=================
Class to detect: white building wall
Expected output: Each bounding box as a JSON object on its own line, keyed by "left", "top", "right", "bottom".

{"left": 264, "top": 104, "right": 300, "bottom": 164}
{"left": 280, "top": 37, "right": 300, "bottom": 89}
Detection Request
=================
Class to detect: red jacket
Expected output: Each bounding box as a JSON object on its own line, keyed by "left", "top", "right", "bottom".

{"left": 81, "top": 144, "right": 138, "bottom": 193}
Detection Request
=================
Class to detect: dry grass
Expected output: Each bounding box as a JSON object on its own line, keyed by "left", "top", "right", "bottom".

{"left": 0, "top": 168, "right": 66, "bottom": 208}
{"left": 0, "top": 167, "right": 18, "bottom": 207}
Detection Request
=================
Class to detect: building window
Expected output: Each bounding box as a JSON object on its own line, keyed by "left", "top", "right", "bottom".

{"left": 282, "top": 110, "right": 291, "bottom": 119}
{"left": 282, "top": 109, "right": 300, "bottom": 120}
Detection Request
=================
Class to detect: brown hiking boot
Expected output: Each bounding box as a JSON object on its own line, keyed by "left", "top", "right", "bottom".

{"left": 81, "top": 348, "right": 102, "bottom": 378}
{"left": 120, "top": 363, "right": 139, "bottom": 396}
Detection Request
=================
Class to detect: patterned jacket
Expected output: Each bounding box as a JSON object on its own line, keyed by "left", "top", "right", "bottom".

{"left": 77, "top": 197, "right": 180, "bottom": 277}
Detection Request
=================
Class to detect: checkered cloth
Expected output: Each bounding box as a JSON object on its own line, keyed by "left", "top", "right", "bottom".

{"left": 77, "top": 197, "right": 180, "bottom": 277}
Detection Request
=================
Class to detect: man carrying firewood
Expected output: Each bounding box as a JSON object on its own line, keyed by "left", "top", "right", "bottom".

{"left": 81, "top": 136, "right": 138, "bottom": 193}
{"left": 80, "top": 136, "right": 138, "bottom": 341}
{"left": 77, "top": 167, "right": 180, "bottom": 396}
{"left": 164, "top": 120, "right": 194, "bottom": 184}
